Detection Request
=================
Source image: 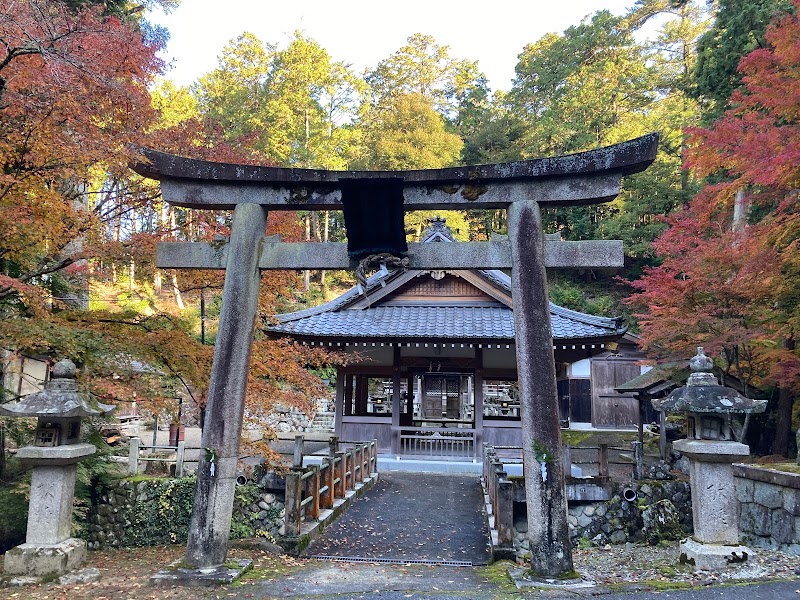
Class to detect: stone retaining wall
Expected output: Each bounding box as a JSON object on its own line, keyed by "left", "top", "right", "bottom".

{"left": 85, "top": 476, "right": 285, "bottom": 549}
{"left": 512, "top": 480, "right": 692, "bottom": 562}
{"left": 263, "top": 398, "right": 334, "bottom": 433}
{"left": 734, "top": 464, "right": 800, "bottom": 555}
{"left": 265, "top": 405, "right": 313, "bottom": 433}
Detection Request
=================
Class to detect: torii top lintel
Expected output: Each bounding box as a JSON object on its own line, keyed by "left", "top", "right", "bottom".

{"left": 133, "top": 133, "right": 658, "bottom": 211}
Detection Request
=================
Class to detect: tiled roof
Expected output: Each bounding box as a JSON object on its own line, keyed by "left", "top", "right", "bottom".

{"left": 269, "top": 304, "right": 622, "bottom": 341}
{"left": 269, "top": 221, "right": 626, "bottom": 342}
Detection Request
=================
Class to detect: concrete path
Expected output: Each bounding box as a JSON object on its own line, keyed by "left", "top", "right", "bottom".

{"left": 301, "top": 471, "right": 492, "bottom": 566}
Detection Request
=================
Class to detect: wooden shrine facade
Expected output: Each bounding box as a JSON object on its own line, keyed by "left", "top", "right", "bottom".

{"left": 268, "top": 219, "right": 633, "bottom": 457}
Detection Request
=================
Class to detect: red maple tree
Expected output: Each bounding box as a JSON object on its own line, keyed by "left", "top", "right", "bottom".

{"left": 626, "top": 1, "right": 800, "bottom": 454}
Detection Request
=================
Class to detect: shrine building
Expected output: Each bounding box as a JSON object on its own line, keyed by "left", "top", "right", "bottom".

{"left": 267, "top": 218, "right": 644, "bottom": 458}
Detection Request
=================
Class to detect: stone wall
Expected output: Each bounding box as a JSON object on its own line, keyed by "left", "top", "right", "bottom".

{"left": 264, "top": 405, "right": 313, "bottom": 433}
{"left": 85, "top": 476, "right": 284, "bottom": 549}
{"left": 735, "top": 464, "right": 800, "bottom": 555}
{"left": 512, "top": 481, "right": 692, "bottom": 562}
{"left": 263, "top": 398, "right": 333, "bottom": 433}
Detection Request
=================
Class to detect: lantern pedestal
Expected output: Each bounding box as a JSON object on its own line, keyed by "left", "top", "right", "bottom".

{"left": 4, "top": 539, "right": 88, "bottom": 578}
{"left": 674, "top": 439, "right": 754, "bottom": 570}
{"left": 4, "top": 443, "right": 95, "bottom": 577}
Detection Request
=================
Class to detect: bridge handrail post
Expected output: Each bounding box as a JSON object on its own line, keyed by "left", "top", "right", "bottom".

{"left": 346, "top": 449, "right": 355, "bottom": 490}
{"left": 497, "top": 478, "right": 514, "bottom": 546}
{"left": 293, "top": 435, "right": 305, "bottom": 469}
{"left": 128, "top": 437, "right": 140, "bottom": 475}
{"left": 175, "top": 441, "right": 185, "bottom": 477}
{"left": 284, "top": 470, "right": 302, "bottom": 536}
{"left": 328, "top": 435, "right": 339, "bottom": 458}
{"left": 307, "top": 464, "right": 321, "bottom": 520}
{"left": 335, "top": 451, "right": 346, "bottom": 498}
{"left": 355, "top": 444, "right": 364, "bottom": 483}
{"left": 321, "top": 457, "right": 334, "bottom": 509}
{"left": 599, "top": 444, "right": 609, "bottom": 478}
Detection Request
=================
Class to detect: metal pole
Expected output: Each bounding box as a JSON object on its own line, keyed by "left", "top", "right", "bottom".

{"left": 508, "top": 196, "right": 574, "bottom": 577}
{"left": 185, "top": 203, "right": 267, "bottom": 569}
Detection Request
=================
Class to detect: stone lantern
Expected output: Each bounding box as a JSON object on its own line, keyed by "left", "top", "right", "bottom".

{"left": 652, "top": 348, "right": 766, "bottom": 570}
{"left": 0, "top": 359, "right": 114, "bottom": 577}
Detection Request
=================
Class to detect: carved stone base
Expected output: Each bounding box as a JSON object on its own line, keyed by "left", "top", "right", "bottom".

{"left": 679, "top": 538, "right": 753, "bottom": 571}
{"left": 4, "top": 538, "right": 87, "bottom": 577}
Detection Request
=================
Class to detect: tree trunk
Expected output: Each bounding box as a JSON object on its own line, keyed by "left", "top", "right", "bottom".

{"left": 772, "top": 336, "right": 796, "bottom": 456}
{"left": 171, "top": 272, "right": 185, "bottom": 310}
{"left": 304, "top": 213, "right": 311, "bottom": 291}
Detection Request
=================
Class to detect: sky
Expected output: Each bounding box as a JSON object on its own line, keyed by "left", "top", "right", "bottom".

{"left": 147, "top": 0, "right": 635, "bottom": 93}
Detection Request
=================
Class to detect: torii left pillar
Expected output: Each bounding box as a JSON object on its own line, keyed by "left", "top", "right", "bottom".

{"left": 185, "top": 203, "right": 266, "bottom": 568}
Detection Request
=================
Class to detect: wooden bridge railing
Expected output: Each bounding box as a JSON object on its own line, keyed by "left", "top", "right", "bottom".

{"left": 283, "top": 435, "right": 378, "bottom": 536}
{"left": 483, "top": 441, "right": 644, "bottom": 548}
{"left": 482, "top": 445, "right": 518, "bottom": 548}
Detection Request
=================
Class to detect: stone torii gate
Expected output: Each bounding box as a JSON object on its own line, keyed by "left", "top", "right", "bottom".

{"left": 133, "top": 133, "right": 658, "bottom": 578}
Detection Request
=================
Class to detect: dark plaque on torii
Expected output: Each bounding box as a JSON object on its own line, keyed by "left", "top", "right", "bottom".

{"left": 133, "top": 133, "right": 658, "bottom": 578}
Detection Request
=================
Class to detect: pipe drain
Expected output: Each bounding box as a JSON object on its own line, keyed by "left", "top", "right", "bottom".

{"left": 308, "top": 555, "right": 474, "bottom": 567}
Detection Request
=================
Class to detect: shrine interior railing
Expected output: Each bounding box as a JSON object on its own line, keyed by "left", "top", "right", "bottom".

{"left": 392, "top": 426, "right": 477, "bottom": 459}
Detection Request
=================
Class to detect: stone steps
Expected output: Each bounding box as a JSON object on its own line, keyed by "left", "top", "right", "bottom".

{"left": 307, "top": 411, "right": 335, "bottom": 432}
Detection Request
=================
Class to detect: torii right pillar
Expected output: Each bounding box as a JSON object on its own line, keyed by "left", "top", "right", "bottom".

{"left": 508, "top": 197, "right": 573, "bottom": 576}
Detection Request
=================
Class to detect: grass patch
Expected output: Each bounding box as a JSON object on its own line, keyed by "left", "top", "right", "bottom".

{"left": 606, "top": 580, "right": 696, "bottom": 593}
{"left": 476, "top": 560, "right": 516, "bottom": 589}
{"left": 235, "top": 556, "right": 308, "bottom": 585}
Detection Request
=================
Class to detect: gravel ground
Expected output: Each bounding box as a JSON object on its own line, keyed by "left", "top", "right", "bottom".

{"left": 571, "top": 541, "right": 800, "bottom": 586}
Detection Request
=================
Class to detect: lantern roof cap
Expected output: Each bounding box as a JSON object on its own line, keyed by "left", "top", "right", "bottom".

{"left": 652, "top": 348, "right": 767, "bottom": 415}
{"left": 0, "top": 359, "right": 115, "bottom": 418}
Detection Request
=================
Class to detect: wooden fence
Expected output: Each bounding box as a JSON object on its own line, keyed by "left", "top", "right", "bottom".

{"left": 127, "top": 437, "right": 190, "bottom": 477}
{"left": 283, "top": 435, "right": 378, "bottom": 536}
{"left": 128, "top": 433, "right": 379, "bottom": 538}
